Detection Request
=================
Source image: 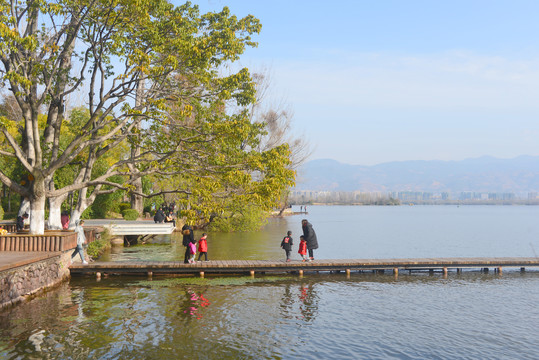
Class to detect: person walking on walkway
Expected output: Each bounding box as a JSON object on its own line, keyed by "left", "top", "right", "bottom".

{"left": 188, "top": 240, "right": 197, "bottom": 264}
{"left": 197, "top": 233, "right": 208, "bottom": 261}
{"left": 71, "top": 220, "right": 88, "bottom": 265}
{"left": 301, "top": 219, "right": 318, "bottom": 261}
{"left": 280, "top": 230, "right": 293, "bottom": 262}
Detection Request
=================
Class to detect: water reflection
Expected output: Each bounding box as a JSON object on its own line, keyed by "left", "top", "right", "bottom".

{"left": 181, "top": 288, "right": 211, "bottom": 319}
{"left": 279, "top": 283, "right": 319, "bottom": 324}
{"left": 298, "top": 284, "right": 318, "bottom": 323}
{"left": 2, "top": 271, "right": 539, "bottom": 359}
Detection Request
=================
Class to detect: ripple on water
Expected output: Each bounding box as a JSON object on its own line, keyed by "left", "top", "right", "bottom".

{"left": 1, "top": 272, "right": 539, "bottom": 359}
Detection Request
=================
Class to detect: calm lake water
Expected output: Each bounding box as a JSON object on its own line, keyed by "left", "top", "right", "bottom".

{"left": 1, "top": 205, "right": 539, "bottom": 359}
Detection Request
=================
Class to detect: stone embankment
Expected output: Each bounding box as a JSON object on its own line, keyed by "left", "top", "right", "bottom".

{"left": 0, "top": 252, "right": 71, "bottom": 310}
{"left": 0, "top": 228, "right": 97, "bottom": 310}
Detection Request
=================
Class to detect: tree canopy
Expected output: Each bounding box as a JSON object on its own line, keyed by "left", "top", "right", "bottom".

{"left": 0, "top": 0, "right": 296, "bottom": 234}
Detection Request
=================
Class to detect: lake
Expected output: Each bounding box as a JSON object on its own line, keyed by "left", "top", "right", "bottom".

{"left": 1, "top": 205, "right": 539, "bottom": 359}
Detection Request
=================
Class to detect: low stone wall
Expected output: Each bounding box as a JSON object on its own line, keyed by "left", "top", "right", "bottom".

{"left": 0, "top": 252, "right": 71, "bottom": 310}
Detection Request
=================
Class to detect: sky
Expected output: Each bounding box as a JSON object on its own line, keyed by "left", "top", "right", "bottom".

{"left": 195, "top": 0, "right": 539, "bottom": 165}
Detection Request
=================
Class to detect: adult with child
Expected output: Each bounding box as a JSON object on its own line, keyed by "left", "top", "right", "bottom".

{"left": 301, "top": 219, "right": 318, "bottom": 261}
{"left": 280, "top": 230, "right": 293, "bottom": 262}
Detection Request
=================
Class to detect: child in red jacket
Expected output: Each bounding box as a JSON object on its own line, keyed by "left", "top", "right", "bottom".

{"left": 298, "top": 235, "right": 308, "bottom": 262}
{"left": 197, "top": 233, "right": 208, "bottom": 261}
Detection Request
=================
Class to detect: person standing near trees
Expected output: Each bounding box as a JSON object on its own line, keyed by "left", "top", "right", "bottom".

{"left": 16, "top": 213, "right": 29, "bottom": 231}
{"left": 301, "top": 219, "right": 318, "bottom": 261}
{"left": 61, "top": 211, "right": 70, "bottom": 230}
{"left": 153, "top": 208, "right": 165, "bottom": 223}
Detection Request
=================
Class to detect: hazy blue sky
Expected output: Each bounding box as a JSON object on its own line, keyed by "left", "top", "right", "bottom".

{"left": 197, "top": 0, "right": 539, "bottom": 165}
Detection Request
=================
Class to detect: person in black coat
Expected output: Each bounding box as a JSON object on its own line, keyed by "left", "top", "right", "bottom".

{"left": 153, "top": 208, "right": 165, "bottom": 223}
{"left": 280, "top": 230, "right": 293, "bottom": 262}
{"left": 301, "top": 219, "right": 318, "bottom": 261}
{"left": 16, "top": 213, "right": 29, "bottom": 231}
{"left": 182, "top": 224, "right": 194, "bottom": 264}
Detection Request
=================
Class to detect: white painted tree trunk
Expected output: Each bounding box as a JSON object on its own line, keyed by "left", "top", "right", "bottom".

{"left": 29, "top": 196, "right": 46, "bottom": 235}
{"left": 69, "top": 188, "right": 90, "bottom": 229}
{"left": 68, "top": 208, "right": 84, "bottom": 229}
{"left": 18, "top": 197, "right": 31, "bottom": 217}
{"left": 48, "top": 195, "right": 67, "bottom": 230}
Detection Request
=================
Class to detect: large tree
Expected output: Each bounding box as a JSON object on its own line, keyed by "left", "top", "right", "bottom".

{"left": 0, "top": 0, "right": 265, "bottom": 234}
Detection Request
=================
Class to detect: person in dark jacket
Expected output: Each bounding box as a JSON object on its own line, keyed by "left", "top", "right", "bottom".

{"left": 16, "top": 213, "right": 29, "bottom": 231}
{"left": 182, "top": 224, "right": 194, "bottom": 264}
{"left": 280, "top": 230, "right": 293, "bottom": 262}
{"left": 153, "top": 208, "right": 165, "bottom": 223}
{"left": 301, "top": 219, "right": 318, "bottom": 261}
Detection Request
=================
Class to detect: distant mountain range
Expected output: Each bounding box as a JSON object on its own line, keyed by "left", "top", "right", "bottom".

{"left": 294, "top": 156, "right": 539, "bottom": 193}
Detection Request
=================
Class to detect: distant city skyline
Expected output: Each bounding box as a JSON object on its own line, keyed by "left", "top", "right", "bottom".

{"left": 198, "top": 0, "right": 539, "bottom": 165}
{"left": 289, "top": 189, "right": 539, "bottom": 205}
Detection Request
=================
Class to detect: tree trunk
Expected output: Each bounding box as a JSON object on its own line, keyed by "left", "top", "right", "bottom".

{"left": 129, "top": 78, "right": 144, "bottom": 214}
{"left": 29, "top": 179, "right": 46, "bottom": 234}
{"left": 48, "top": 194, "right": 68, "bottom": 230}
{"left": 69, "top": 187, "right": 91, "bottom": 228}
{"left": 131, "top": 177, "right": 144, "bottom": 214}
{"left": 69, "top": 207, "right": 84, "bottom": 228}
{"left": 277, "top": 193, "right": 289, "bottom": 216}
{"left": 69, "top": 197, "right": 93, "bottom": 228}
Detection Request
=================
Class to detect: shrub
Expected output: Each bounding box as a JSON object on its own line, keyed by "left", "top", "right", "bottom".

{"left": 122, "top": 209, "right": 139, "bottom": 220}
{"left": 2, "top": 211, "right": 16, "bottom": 220}
{"left": 86, "top": 229, "right": 111, "bottom": 260}
{"left": 118, "top": 203, "right": 131, "bottom": 213}
{"left": 0, "top": 204, "right": 3, "bottom": 220}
